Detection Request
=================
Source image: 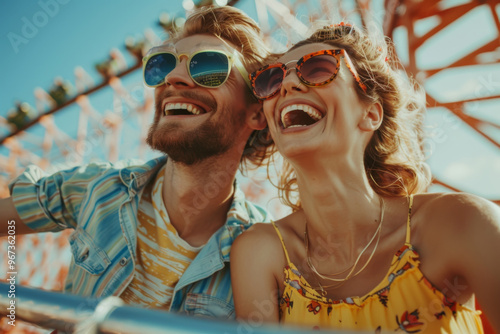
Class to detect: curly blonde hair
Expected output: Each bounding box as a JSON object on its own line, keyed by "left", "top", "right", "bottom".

{"left": 172, "top": 6, "right": 275, "bottom": 171}
{"left": 273, "top": 24, "right": 430, "bottom": 210}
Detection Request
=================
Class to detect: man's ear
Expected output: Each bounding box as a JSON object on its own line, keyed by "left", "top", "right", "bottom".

{"left": 246, "top": 102, "right": 267, "bottom": 130}
{"left": 359, "top": 102, "right": 383, "bottom": 132}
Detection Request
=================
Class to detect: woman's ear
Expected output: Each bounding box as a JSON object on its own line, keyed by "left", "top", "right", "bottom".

{"left": 359, "top": 102, "right": 383, "bottom": 132}
{"left": 247, "top": 102, "right": 267, "bottom": 130}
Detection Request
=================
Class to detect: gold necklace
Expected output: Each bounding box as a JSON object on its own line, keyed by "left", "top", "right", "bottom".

{"left": 304, "top": 196, "right": 385, "bottom": 292}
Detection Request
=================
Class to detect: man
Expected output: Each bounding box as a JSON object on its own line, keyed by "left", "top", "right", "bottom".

{"left": 0, "top": 6, "right": 272, "bottom": 318}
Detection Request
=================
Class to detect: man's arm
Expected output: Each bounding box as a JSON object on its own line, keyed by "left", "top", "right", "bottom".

{"left": 3, "top": 161, "right": 120, "bottom": 236}
{"left": 0, "top": 197, "right": 35, "bottom": 237}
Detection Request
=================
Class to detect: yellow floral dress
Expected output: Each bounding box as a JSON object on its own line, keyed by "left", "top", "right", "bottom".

{"left": 272, "top": 196, "right": 484, "bottom": 333}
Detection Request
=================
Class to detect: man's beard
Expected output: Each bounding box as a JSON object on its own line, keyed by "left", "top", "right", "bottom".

{"left": 146, "top": 93, "right": 245, "bottom": 165}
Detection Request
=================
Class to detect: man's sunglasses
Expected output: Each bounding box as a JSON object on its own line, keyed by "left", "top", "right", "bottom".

{"left": 249, "top": 49, "right": 367, "bottom": 100}
{"left": 142, "top": 49, "right": 251, "bottom": 89}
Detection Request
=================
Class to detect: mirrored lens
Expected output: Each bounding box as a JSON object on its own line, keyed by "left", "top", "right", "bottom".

{"left": 190, "top": 52, "right": 229, "bottom": 87}
{"left": 144, "top": 53, "right": 177, "bottom": 86}
{"left": 300, "top": 55, "right": 338, "bottom": 84}
{"left": 254, "top": 67, "right": 285, "bottom": 98}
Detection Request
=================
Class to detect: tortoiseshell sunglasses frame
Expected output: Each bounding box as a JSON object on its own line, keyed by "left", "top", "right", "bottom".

{"left": 249, "top": 49, "right": 367, "bottom": 100}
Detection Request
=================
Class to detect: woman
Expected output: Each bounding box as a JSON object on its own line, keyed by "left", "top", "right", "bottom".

{"left": 230, "top": 23, "right": 500, "bottom": 332}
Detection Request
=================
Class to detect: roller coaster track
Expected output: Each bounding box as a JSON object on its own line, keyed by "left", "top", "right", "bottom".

{"left": 0, "top": 1, "right": 498, "bottom": 333}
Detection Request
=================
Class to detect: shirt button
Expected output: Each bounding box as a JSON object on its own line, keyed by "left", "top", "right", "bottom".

{"left": 119, "top": 257, "right": 129, "bottom": 266}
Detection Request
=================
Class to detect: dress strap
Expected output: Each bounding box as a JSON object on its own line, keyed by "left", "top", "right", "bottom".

{"left": 270, "top": 221, "right": 292, "bottom": 266}
{"left": 405, "top": 194, "right": 414, "bottom": 245}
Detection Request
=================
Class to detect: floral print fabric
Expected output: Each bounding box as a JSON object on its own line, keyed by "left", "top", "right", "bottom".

{"left": 276, "top": 235, "right": 484, "bottom": 333}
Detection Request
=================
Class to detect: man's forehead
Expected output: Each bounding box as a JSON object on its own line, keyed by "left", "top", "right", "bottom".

{"left": 152, "top": 35, "right": 235, "bottom": 53}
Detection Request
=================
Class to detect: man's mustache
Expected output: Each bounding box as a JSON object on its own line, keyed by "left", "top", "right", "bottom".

{"left": 155, "top": 90, "right": 218, "bottom": 118}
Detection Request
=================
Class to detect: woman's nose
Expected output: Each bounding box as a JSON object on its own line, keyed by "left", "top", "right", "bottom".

{"left": 280, "top": 69, "right": 307, "bottom": 97}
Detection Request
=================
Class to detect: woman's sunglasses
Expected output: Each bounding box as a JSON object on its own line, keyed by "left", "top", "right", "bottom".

{"left": 143, "top": 49, "right": 251, "bottom": 89}
{"left": 249, "top": 49, "right": 367, "bottom": 100}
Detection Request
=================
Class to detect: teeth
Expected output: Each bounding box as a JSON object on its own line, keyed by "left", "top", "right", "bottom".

{"left": 164, "top": 102, "right": 202, "bottom": 115}
{"left": 280, "top": 104, "right": 323, "bottom": 128}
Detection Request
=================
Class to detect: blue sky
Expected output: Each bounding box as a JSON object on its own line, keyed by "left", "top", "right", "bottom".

{"left": 1, "top": 0, "right": 187, "bottom": 114}
{"left": 0, "top": 0, "right": 499, "bottom": 206}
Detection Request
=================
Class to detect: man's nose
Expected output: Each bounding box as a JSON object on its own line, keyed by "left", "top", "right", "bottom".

{"left": 164, "top": 58, "right": 197, "bottom": 88}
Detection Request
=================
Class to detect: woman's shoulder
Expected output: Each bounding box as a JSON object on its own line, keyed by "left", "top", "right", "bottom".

{"left": 238, "top": 221, "right": 279, "bottom": 242}
{"left": 232, "top": 214, "right": 302, "bottom": 264}
{"left": 241, "top": 212, "right": 302, "bottom": 241}
{"left": 230, "top": 221, "right": 290, "bottom": 281}
{"left": 411, "top": 192, "right": 500, "bottom": 252}
{"left": 413, "top": 192, "right": 499, "bottom": 226}
{"left": 232, "top": 222, "right": 283, "bottom": 259}
{"left": 411, "top": 193, "right": 500, "bottom": 307}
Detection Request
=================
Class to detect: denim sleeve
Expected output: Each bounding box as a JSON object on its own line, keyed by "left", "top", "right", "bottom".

{"left": 8, "top": 162, "right": 113, "bottom": 233}
{"left": 255, "top": 203, "right": 273, "bottom": 223}
{"left": 246, "top": 201, "right": 274, "bottom": 224}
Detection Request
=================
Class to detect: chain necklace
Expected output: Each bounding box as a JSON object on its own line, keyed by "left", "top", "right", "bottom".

{"left": 304, "top": 196, "right": 385, "bottom": 293}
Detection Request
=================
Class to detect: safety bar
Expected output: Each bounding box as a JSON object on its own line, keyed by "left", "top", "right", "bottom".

{"left": 0, "top": 282, "right": 356, "bottom": 334}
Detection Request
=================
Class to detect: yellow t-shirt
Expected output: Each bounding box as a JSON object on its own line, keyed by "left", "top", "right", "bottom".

{"left": 273, "top": 196, "right": 484, "bottom": 333}
{"left": 121, "top": 165, "right": 203, "bottom": 308}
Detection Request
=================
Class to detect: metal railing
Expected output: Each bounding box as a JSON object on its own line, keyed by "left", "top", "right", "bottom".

{"left": 0, "top": 282, "right": 356, "bottom": 334}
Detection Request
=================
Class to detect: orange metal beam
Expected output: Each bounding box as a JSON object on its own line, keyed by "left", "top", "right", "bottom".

{"left": 426, "top": 94, "right": 500, "bottom": 150}
{"left": 424, "top": 39, "right": 500, "bottom": 77}
{"left": 410, "top": 2, "right": 478, "bottom": 50}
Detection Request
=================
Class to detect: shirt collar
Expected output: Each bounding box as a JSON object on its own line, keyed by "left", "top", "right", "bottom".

{"left": 119, "top": 156, "right": 265, "bottom": 263}
{"left": 118, "top": 156, "right": 167, "bottom": 191}
{"left": 217, "top": 181, "right": 260, "bottom": 262}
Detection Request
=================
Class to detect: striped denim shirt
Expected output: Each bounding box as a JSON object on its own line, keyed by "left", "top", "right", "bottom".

{"left": 9, "top": 156, "right": 270, "bottom": 318}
